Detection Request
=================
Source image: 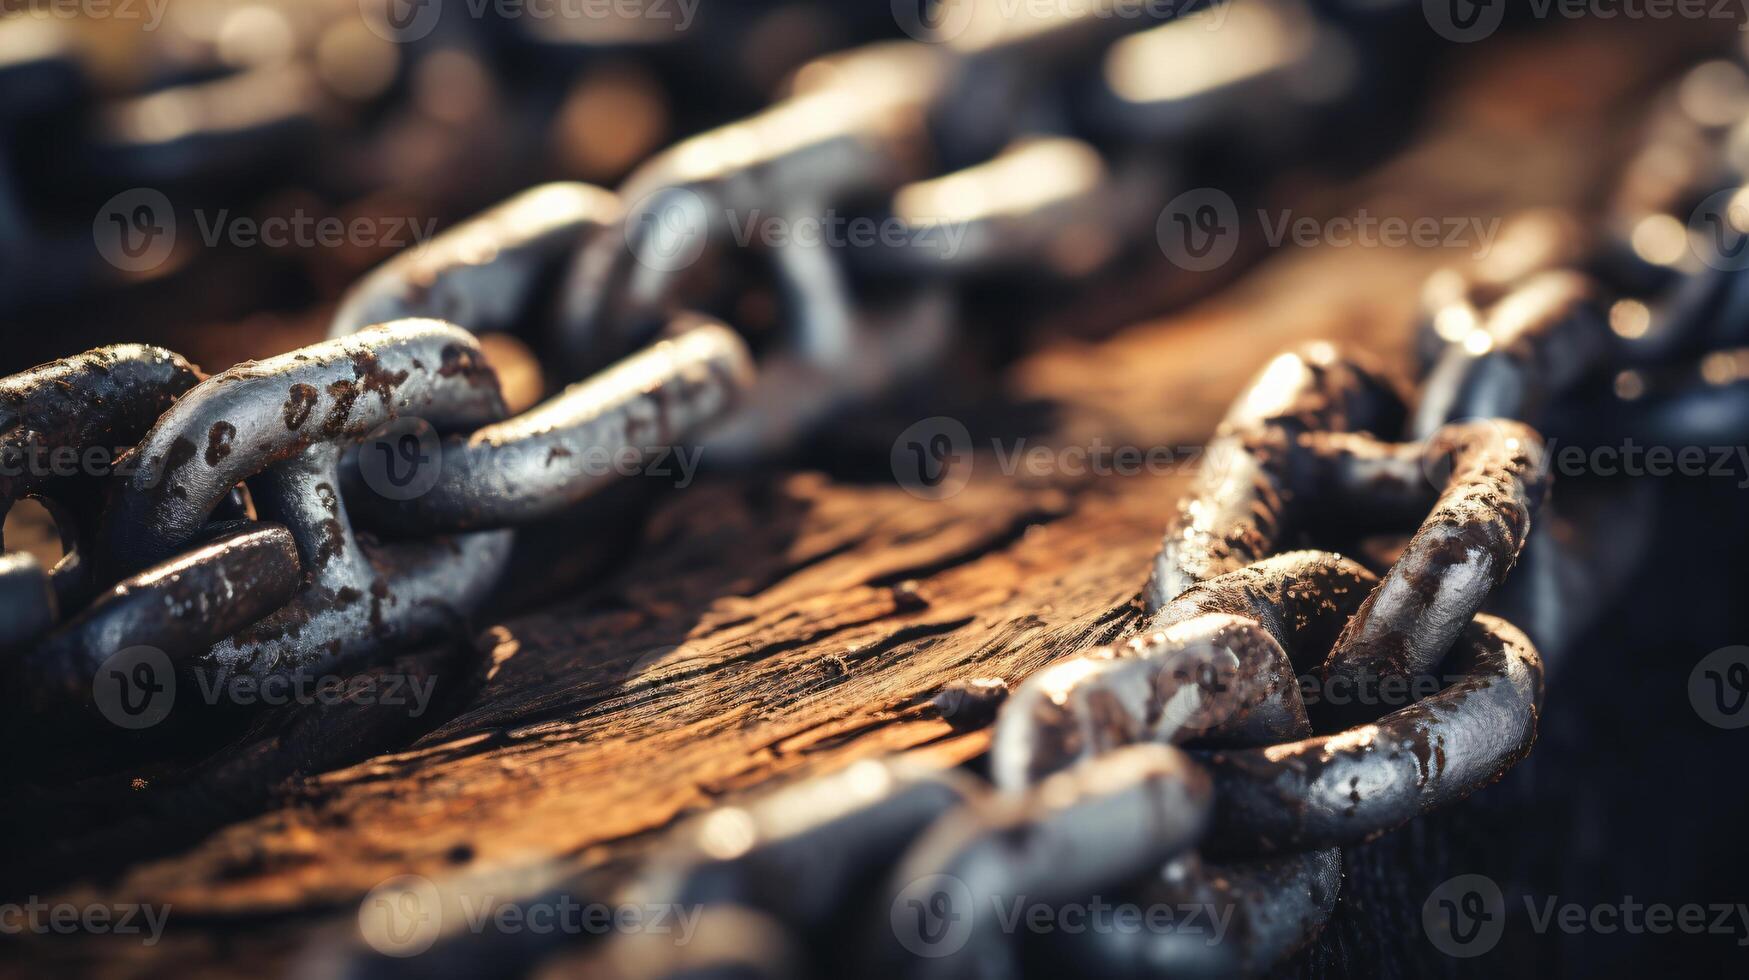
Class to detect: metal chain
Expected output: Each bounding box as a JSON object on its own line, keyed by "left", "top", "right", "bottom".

{"left": 1, "top": 2, "right": 409, "bottom": 308}
{"left": 450, "top": 45, "right": 1748, "bottom": 980}
{"left": 4, "top": 0, "right": 1388, "bottom": 725}
{"left": 3, "top": 5, "right": 1747, "bottom": 978}
{"left": 0, "top": 1, "right": 898, "bottom": 312}
{"left": 1, "top": 346, "right": 199, "bottom": 651}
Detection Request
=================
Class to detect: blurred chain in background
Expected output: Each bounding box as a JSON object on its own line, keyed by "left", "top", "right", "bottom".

{"left": 0, "top": 0, "right": 1440, "bottom": 360}
{"left": 0, "top": 0, "right": 907, "bottom": 360}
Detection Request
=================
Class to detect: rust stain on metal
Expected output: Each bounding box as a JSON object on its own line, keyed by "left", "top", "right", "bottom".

{"left": 283, "top": 384, "right": 318, "bottom": 430}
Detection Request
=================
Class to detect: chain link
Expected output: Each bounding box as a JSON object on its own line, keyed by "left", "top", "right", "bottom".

{"left": 1, "top": 345, "right": 199, "bottom": 653}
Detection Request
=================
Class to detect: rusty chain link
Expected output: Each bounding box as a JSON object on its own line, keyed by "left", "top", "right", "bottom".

{"left": 3, "top": 3, "right": 1749, "bottom": 977}
{"left": 1, "top": 345, "right": 199, "bottom": 652}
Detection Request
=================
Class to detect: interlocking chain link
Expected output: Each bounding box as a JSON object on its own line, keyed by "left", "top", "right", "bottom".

{"left": 3, "top": 4, "right": 1747, "bottom": 978}
{"left": 1, "top": 346, "right": 199, "bottom": 652}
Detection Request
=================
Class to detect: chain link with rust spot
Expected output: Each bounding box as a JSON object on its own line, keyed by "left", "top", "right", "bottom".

{"left": 1, "top": 5, "right": 1746, "bottom": 979}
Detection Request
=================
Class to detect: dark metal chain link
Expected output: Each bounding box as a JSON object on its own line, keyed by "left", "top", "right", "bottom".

{"left": 3, "top": 3, "right": 1747, "bottom": 977}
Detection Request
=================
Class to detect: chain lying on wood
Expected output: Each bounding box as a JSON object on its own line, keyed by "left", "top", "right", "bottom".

{"left": 4, "top": 0, "right": 1394, "bottom": 725}
{"left": 96, "top": 323, "right": 521, "bottom": 683}
{"left": 365, "top": 48, "right": 1747, "bottom": 980}
{"left": 5, "top": 4, "right": 1749, "bottom": 978}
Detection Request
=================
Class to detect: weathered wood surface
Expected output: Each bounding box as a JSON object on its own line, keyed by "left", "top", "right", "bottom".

{"left": 0, "top": 23, "right": 1715, "bottom": 978}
